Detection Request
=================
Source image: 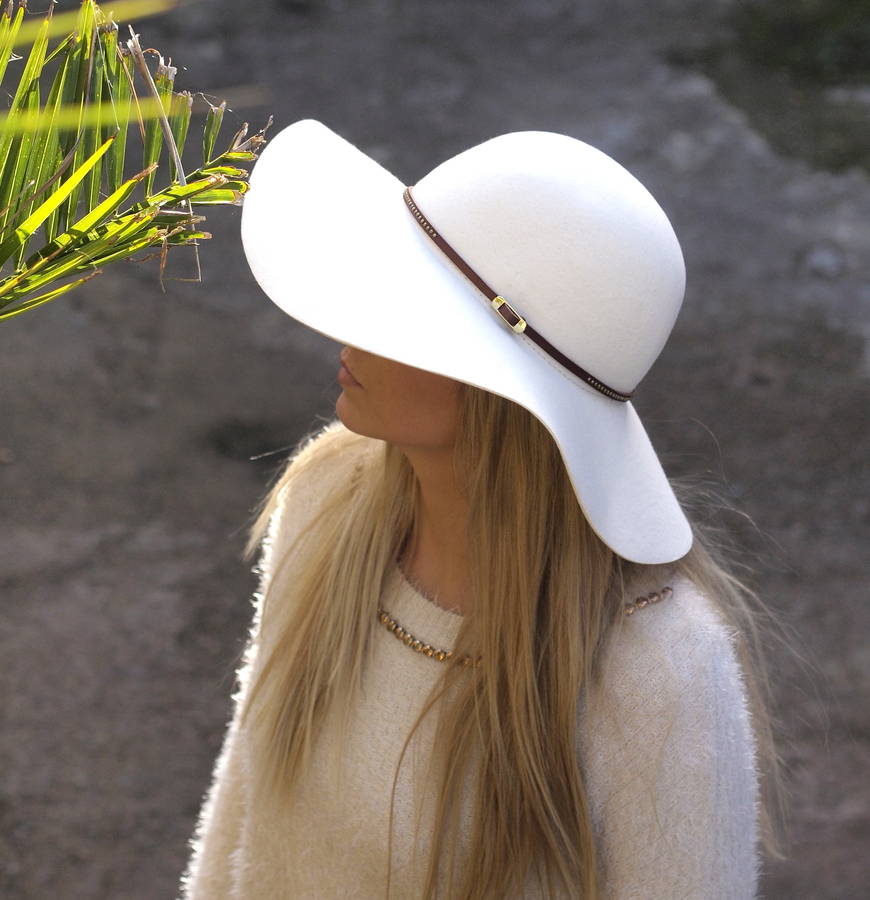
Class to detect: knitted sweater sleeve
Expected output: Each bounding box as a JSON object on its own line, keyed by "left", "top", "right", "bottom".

{"left": 177, "top": 490, "right": 285, "bottom": 900}
{"left": 179, "top": 422, "right": 366, "bottom": 899}
{"left": 579, "top": 577, "right": 760, "bottom": 900}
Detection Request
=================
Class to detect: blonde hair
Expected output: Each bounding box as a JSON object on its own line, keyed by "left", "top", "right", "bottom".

{"left": 239, "top": 385, "right": 787, "bottom": 898}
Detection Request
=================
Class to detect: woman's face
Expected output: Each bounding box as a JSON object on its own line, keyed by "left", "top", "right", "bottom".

{"left": 335, "top": 346, "right": 462, "bottom": 452}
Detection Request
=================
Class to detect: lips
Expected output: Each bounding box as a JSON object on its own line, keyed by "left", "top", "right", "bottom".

{"left": 339, "top": 350, "right": 362, "bottom": 387}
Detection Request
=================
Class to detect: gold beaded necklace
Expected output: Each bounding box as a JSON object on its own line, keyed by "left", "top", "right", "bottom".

{"left": 377, "top": 585, "right": 673, "bottom": 666}
{"left": 376, "top": 607, "right": 481, "bottom": 667}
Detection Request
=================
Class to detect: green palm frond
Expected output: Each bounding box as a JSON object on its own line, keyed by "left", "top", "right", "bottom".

{"left": 10, "top": 0, "right": 176, "bottom": 49}
{"left": 0, "top": 0, "right": 270, "bottom": 321}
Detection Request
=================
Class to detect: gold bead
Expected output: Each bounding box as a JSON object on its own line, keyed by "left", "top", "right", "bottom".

{"left": 621, "top": 585, "right": 673, "bottom": 618}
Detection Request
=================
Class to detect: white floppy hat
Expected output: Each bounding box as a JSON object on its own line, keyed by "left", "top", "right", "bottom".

{"left": 241, "top": 119, "right": 692, "bottom": 564}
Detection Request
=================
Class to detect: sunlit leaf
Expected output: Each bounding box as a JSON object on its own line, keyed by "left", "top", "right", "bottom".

{"left": 2, "top": 162, "right": 156, "bottom": 296}
{"left": 0, "top": 0, "right": 268, "bottom": 320}
{"left": 142, "top": 55, "right": 174, "bottom": 194}
{"left": 57, "top": 0, "right": 99, "bottom": 236}
{"left": 0, "top": 1, "right": 25, "bottom": 87}
{"left": 0, "top": 270, "right": 100, "bottom": 320}
{"left": 10, "top": 0, "right": 177, "bottom": 49}
{"left": 0, "top": 134, "right": 115, "bottom": 268}
{"left": 201, "top": 99, "right": 225, "bottom": 166}
{"left": 0, "top": 94, "right": 179, "bottom": 134}
{"left": 0, "top": 6, "right": 53, "bottom": 232}
{"left": 168, "top": 90, "right": 192, "bottom": 180}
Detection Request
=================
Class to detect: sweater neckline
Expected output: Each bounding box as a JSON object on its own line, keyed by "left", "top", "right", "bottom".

{"left": 381, "top": 563, "right": 464, "bottom": 652}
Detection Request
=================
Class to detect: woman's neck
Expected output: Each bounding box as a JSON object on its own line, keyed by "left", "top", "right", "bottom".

{"left": 399, "top": 445, "right": 472, "bottom": 616}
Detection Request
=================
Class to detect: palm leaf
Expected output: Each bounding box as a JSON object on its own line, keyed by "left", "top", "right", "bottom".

{"left": 0, "top": 0, "right": 270, "bottom": 320}
{"left": 9, "top": 0, "right": 176, "bottom": 50}
{"left": 1, "top": 169, "right": 224, "bottom": 300}
{"left": 72, "top": 228, "right": 162, "bottom": 268}
{"left": 0, "top": 93, "right": 182, "bottom": 134}
{"left": 0, "top": 162, "right": 156, "bottom": 298}
{"left": 0, "top": 134, "right": 115, "bottom": 268}
{"left": 168, "top": 90, "right": 191, "bottom": 180}
{"left": 0, "top": 270, "right": 100, "bottom": 320}
{"left": 0, "top": 5, "right": 53, "bottom": 232}
{"left": 57, "top": 0, "right": 98, "bottom": 236}
{"left": 0, "top": 1, "right": 25, "bottom": 87}
{"left": 201, "top": 99, "right": 225, "bottom": 166}
{"left": 84, "top": 21, "right": 109, "bottom": 213}
{"left": 99, "top": 22, "right": 131, "bottom": 193}
{"left": 184, "top": 180, "right": 249, "bottom": 205}
{"left": 137, "top": 172, "right": 229, "bottom": 208}
{"left": 14, "top": 37, "right": 72, "bottom": 209}
{"left": 1, "top": 216, "right": 159, "bottom": 302}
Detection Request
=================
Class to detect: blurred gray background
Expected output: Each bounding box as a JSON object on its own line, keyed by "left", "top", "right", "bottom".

{"left": 2, "top": 0, "right": 868, "bottom": 897}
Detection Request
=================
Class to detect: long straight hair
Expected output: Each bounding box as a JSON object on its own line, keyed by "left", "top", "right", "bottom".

{"left": 238, "top": 385, "right": 786, "bottom": 898}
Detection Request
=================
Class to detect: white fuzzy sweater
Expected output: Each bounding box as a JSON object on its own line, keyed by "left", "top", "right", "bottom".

{"left": 179, "top": 426, "right": 760, "bottom": 899}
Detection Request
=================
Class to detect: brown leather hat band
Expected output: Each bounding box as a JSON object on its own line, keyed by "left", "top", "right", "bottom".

{"left": 403, "top": 186, "right": 632, "bottom": 403}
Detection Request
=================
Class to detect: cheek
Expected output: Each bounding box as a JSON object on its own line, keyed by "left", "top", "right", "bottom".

{"left": 398, "top": 376, "right": 461, "bottom": 447}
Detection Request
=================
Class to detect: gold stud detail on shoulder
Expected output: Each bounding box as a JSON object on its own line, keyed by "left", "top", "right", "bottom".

{"left": 624, "top": 585, "right": 673, "bottom": 617}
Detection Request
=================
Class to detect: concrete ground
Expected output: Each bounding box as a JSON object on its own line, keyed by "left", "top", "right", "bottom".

{"left": 1, "top": 0, "right": 868, "bottom": 897}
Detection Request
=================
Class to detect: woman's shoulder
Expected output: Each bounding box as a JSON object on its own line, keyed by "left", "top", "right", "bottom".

{"left": 579, "top": 577, "right": 760, "bottom": 895}
{"left": 580, "top": 570, "right": 758, "bottom": 801}
{"left": 284, "top": 417, "right": 373, "bottom": 476}
{"left": 581, "top": 571, "right": 754, "bottom": 756}
{"left": 257, "top": 420, "right": 378, "bottom": 585}
{"left": 599, "top": 571, "right": 744, "bottom": 696}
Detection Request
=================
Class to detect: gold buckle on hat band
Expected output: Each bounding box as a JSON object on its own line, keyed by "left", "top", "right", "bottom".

{"left": 491, "top": 296, "right": 526, "bottom": 334}
{"left": 402, "top": 186, "right": 632, "bottom": 403}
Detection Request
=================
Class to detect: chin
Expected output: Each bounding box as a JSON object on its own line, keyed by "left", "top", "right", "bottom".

{"left": 335, "top": 392, "right": 377, "bottom": 439}
{"left": 336, "top": 393, "right": 456, "bottom": 451}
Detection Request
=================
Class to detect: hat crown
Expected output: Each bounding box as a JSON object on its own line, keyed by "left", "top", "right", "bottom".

{"left": 413, "top": 131, "right": 686, "bottom": 394}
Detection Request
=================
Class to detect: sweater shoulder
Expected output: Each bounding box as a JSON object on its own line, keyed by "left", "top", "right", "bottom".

{"left": 586, "top": 573, "right": 753, "bottom": 737}
{"left": 256, "top": 420, "right": 379, "bottom": 590}
{"left": 580, "top": 574, "right": 761, "bottom": 897}
{"left": 605, "top": 573, "right": 743, "bottom": 687}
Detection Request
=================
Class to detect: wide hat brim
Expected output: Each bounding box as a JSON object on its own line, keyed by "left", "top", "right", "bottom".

{"left": 241, "top": 119, "right": 692, "bottom": 564}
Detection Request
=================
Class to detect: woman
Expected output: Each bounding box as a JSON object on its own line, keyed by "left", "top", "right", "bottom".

{"left": 180, "top": 121, "right": 782, "bottom": 898}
